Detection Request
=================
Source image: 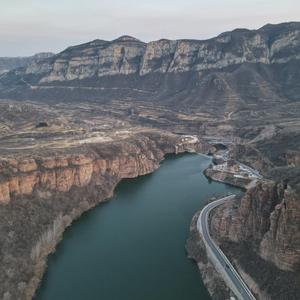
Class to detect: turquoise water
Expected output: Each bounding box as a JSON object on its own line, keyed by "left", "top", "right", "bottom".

{"left": 35, "top": 154, "right": 240, "bottom": 300}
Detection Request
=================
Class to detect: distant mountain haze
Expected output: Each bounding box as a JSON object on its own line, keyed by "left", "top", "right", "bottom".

{"left": 0, "top": 53, "right": 54, "bottom": 75}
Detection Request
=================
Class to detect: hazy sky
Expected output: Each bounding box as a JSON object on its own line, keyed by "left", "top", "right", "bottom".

{"left": 1, "top": 0, "right": 299, "bottom": 56}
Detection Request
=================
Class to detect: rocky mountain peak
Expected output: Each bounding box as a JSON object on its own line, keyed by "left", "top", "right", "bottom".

{"left": 0, "top": 21, "right": 299, "bottom": 100}
{"left": 113, "top": 35, "right": 143, "bottom": 43}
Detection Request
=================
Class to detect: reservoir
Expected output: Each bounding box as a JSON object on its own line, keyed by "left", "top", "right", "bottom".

{"left": 35, "top": 154, "right": 240, "bottom": 300}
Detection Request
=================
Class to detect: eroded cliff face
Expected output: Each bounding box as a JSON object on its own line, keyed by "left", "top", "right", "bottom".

{"left": 0, "top": 132, "right": 213, "bottom": 300}
{"left": 211, "top": 181, "right": 300, "bottom": 271}
{"left": 16, "top": 22, "right": 300, "bottom": 83}
{"left": 0, "top": 152, "right": 157, "bottom": 204}
{"left": 0, "top": 133, "right": 210, "bottom": 204}
{"left": 209, "top": 181, "right": 300, "bottom": 299}
{"left": 259, "top": 185, "right": 300, "bottom": 272}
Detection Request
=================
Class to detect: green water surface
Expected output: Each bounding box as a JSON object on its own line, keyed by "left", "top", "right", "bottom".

{"left": 35, "top": 154, "right": 240, "bottom": 300}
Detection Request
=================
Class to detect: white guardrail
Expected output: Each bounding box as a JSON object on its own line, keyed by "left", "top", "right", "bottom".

{"left": 197, "top": 195, "right": 256, "bottom": 300}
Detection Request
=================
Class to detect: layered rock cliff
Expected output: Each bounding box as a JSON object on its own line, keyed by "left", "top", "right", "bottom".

{"left": 23, "top": 22, "right": 300, "bottom": 81}
{"left": 0, "top": 131, "right": 212, "bottom": 300}
{"left": 0, "top": 22, "right": 299, "bottom": 111}
{"left": 0, "top": 133, "right": 211, "bottom": 204}
{"left": 209, "top": 181, "right": 300, "bottom": 299}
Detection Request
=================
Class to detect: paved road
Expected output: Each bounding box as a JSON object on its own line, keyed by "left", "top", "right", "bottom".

{"left": 197, "top": 195, "right": 256, "bottom": 300}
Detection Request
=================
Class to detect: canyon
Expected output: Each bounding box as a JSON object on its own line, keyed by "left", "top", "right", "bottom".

{"left": 0, "top": 131, "right": 212, "bottom": 300}
{"left": 0, "top": 21, "right": 299, "bottom": 300}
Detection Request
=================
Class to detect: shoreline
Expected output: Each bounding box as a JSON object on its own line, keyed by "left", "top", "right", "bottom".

{"left": 29, "top": 144, "right": 241, "bottom": 300}
{"left": 188, "top": 150, "right": 300, "bottom": 300}
{"left": 186, "top": 152, "right": 263, "bottom": 299}
{"left": 30, "top": 166, "right": 161, "bottom": 298}
{"left": 15, "top": 135, "right": 213, "bottom": 300}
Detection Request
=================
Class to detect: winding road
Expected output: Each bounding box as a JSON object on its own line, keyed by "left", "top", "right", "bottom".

{"left": 197, "top": 195, "right": 256, "bottom": 300}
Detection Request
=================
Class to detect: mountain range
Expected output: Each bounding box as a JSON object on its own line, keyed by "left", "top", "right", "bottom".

{"left": 0, "top": 21, "right": 299, "bottom": 300}
{"left": 0, "top": 22, "right": 299, "bottom": 113}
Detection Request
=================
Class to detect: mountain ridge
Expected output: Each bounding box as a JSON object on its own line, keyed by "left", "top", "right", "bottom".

{"left": 0, "top": 21, "right": 299, "bottom": 112}
{"left": 0, "top": 52, "right": 54, "bottom": 75}
{"left": 2, "top": 21, "right": 299, "bottom": 80}
{"left": 55, "top": 21, "right": 300, "bottom": 54}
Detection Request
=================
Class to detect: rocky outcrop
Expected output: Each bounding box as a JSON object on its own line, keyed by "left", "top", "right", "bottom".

{"left": 211, "top": 181, "right": 300, "bottom": 271}
{"left": 259, "top": 185, "right": 300, "bottom": 271}
{"left": 0, "top": 154, "right": 145, "bottom": 204}
{"left": 0, "top": 134, "right": 211, "bottom": 204}
{"left": 0, "top": 132, "right": 213, "bottom": 300}
{"left": 209, "top": 181, "right": 300, "bottom": 299}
